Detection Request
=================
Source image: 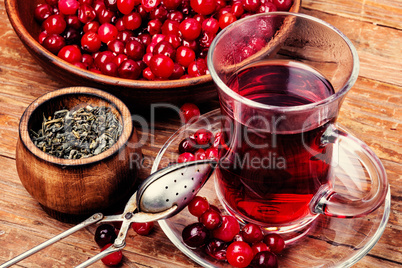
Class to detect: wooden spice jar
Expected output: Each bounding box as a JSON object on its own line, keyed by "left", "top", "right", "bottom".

{"left": 16, "top": 87, "right": 142, "bottom": 222}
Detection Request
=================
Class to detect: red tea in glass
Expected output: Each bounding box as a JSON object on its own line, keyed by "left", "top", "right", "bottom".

{"left": 209, "top": 13, "right": 387, "bottom": 233}
{"left": 216, "top": 60, "right": 335, "bottom": 227}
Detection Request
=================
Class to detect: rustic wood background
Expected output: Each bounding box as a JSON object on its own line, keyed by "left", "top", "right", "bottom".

{"left": 0, "top": 0, "right": 401, "bottom": 267}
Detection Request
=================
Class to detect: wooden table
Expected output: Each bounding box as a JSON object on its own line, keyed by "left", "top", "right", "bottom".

{"left": 0, "top": 0, "right": 400, "bottom": 267}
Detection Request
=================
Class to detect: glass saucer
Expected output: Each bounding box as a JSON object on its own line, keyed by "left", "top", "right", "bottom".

{"left": 152, "top": 109, "right": 390, "bottom": 268}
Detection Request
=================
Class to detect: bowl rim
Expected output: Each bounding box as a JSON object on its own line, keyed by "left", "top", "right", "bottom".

{"left": 18, "top": 86, "right": 135, "bottom": 166}
{"left": 4, "top": 0, "right": 300, "bottom": 89}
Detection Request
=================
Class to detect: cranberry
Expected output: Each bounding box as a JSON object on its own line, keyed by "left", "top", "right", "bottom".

{"left": 178, "top": 152, "right": 195, "bottom": 163}
{"left": 263, "top": 233, "right": 285, "bottom": 254}
{"left": 94, "top": 51, "right": 116, "bottom": 68}
{"left": 190, "top": 0, "right": 216, "bottom": 15}
{"left": 132, "top": 222, "right": 154, "bottom": 235}
{"left": 188, "top": 196, "right": 209, "bottom": 217}
{"left": 142, "top": 0, "right": 161, "bottom": 11}
{"left": 118, "top": 59, "right": 142, "bottom": 79}
{"left": 164, "top": 34, "right": 181, "bottom": 48}
{"left": 117, "top": 0, "right": 136, "bottom": 14}
{"left": 169, "top": 63, "right": 185, "bottom": 79}
{"left": 194, "top": 128, "right": 213, "bottom": 146}
{"left": 78, "top": 4, "right": 96, "bottom": 23}
{"left": 58, "top": 0, "right": 80, "bottom": 15}
{"left": 205, "top": 147, "right": 218, "bottom": 159}
{"left": 219, "top": 12, "right": 236, "bottom": 29}
{"left": 182, "top": 222, "right": 210, "bottom": 248}
{"left": 94, "top": 224, "right": 117, "bottom": 248}
{"left": 108, "top": 39, "right": 125, "bottom": 54}
{"left": 43, "top": 34, "right": 66, "bottom": 54}
{"left": 123, "top": 12, "right": 142, "bottom": 30}
{"left": 272, "top": 0, "right": 293, "bottom": 11}
{"left": 212, "top": 131, "right": 223, "bottom": 148}
{"left": 149, "top": 54, "right": 174, "bottom": 78}
{"left": 205, "top": 238, "right": 228, "bottom": 261}
{"left": 194, "top": 148, "right": 207, "bottom": 160}
{"left": 179, "top": 18, "right": 202, "bottom": 41}
{"left": 167, "top": 10, "right": 184, "bottom": 22}
{"left": 100, "top": 244, "right": 123, "bottom": 266}
{"left": 81, "top": 32, "right": 102, "bottom": 52}
{"left": 200, "top": 208, "right": 222, "bottom": 230}
{"left": 231, "top": 2, "right": 245, "bottom": 17}
{"left": 150, "top": 5, "right": 168, "bottom": 21}
{"left": 178, "top": 137, "right": 197, "bottom": 154}
{"left": 202, "top": 17, "right": 219, "bottom": 34}
{"left": 241, "top": 223, "right": 264, "bottom": 244}
{"left": 83, "top": 21, "right": 100, "bottom": 33}
{"left": 126, "top": 40, "right": 145, "bottom": 60}
{"left": 58, "top": 45, "right": 82, "bottom": 63}
{"left": 161, "top": 19, "right": 180, "bottom": 36}
{"left": 212, "top": 215, "right": 240, "bottom": 242}
{"left": 163, "top": 0, "right": 181, "bottom": 10}
{"left": 188, "top": 58, "right": 207, "bottom": 77}
{"left": 147, "top": 19, "right": 163, "bottom": 35}
{"left": 101, "top": 62, "right": 119, "bottom": 76}
{"left": 180, "top": 103, "right": 200, "bottom": 122}
{"left": 153, "top": 40, "right": 176, "bottom": 59}
{"left": 43, "top": 15, "right": 67, "bottom": 35}
{"left": 98, "top": 8, "right": 116, "bottom": 24}
{"left": 143, "top": 67, "right": 156, "bottom": 80}
{"left": 114, "top": 53, "right": 128, "bottom": 66}
{"left": 66, "top": 15, "right": 82, "bottom": 29}
{"left": 226, "top": 241, "right": 254, "bottom": 268}
{"left": 199, "top": 31, "right": 215, "bottom": 49}
{"left": 251, "top": 251, "right": 278, "bottom": 268}
{"left": 104, "top": 0, "right": 118, "bottom": 11}
{"left": 34, "top": 4, "right": 53, "bottom": 22}
{"left": 252, "top": 242, "right": 270, "bottom": 255}
{"left": 259, "top": 2, "right": 278, "bottom": 13}
{"left": 176, "top": 46, "right": 196, "bottom": 68}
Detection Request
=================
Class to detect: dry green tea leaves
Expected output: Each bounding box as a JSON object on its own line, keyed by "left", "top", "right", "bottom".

{"left": 30, "top": 105, "right": 122, "bottom": 159}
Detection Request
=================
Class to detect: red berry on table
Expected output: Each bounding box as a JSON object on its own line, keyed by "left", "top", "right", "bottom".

{"left": 178, "top": 152, "right": 195, "bottom": 163}
{"left": 251, "top": 251, "right": 278, "bottom": 268}
{"left": 241, "top": 223, "right": 264, "bottom": 244}
{"left": 132, "top": 222, "right": 154, "bottom": 235}
{"left": 100, "top": 244, "right": 123, "bottom": 266}
{"left": 194, "top": 128, "right": 213, "bottom": 146}
{"left": 188, "top": 196, "right": 209, "bottom": 217}
{"left": 95, "top": 224, "right": 118, "bottom": 248}
{"left": 180, "top": 103, "right": 200, "bottom": 123}
{"left": 212, "top": 215, "right": 240, "bottom": 242}
{"left": 226, "top": 241, "right": 254, "bottom": 268}
{"left": 263, "top": 233, "right": 285, "bottom": 254}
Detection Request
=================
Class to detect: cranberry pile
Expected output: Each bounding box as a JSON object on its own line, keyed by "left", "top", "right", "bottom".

{"left": 34, "top": 0, "right": 293, "bottom": 81}
{"left": 94, "top": 221, "right": 154, "bottom": 266}
{"left": 182, "top": 196, "right": 285, "bottom": 267}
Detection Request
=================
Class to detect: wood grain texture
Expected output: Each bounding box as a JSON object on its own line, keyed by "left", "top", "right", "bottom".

{"left": 0, "top": 0, "right": 401, "bottom": 267}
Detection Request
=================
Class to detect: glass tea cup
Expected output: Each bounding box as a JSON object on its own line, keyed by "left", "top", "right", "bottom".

{"left": 207, "top": 12, "right": 388, "bottom": 232}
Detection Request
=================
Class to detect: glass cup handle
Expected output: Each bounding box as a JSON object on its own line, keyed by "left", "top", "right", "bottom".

{"left": 310, "top": 125, "right": 389, "bottom": 218}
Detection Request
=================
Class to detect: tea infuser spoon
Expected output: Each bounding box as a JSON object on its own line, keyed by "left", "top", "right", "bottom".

{"left": 0, "top": 159, "right": 218, "bottom": 268}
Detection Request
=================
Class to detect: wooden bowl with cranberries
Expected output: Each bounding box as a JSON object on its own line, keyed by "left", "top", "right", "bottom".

{"left": 5, "top": 0, "right": 300, "bottom": 109}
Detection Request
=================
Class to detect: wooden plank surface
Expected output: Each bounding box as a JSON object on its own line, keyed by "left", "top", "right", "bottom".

{"left": 0, "top": 0, "right": 401, "bottom": 267}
